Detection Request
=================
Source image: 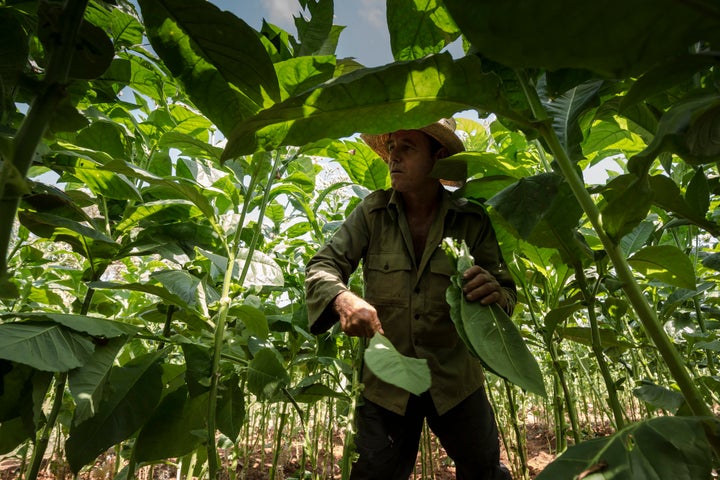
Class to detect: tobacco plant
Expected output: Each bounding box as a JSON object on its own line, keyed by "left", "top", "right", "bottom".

{"left": 1, "top": 0, "right": 720, "bottom": 479}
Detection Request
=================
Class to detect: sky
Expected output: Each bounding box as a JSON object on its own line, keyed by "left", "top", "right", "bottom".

{"left": 213, "top": 0, "right": 395, "bottom": 67}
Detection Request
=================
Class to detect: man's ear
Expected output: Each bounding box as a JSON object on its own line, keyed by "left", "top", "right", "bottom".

{"left": 434, "top": 147, "right": 449, "bottom": 161}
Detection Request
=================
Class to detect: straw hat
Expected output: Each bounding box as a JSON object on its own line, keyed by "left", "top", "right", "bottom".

{"left": 360, "top": 117, "right": 465, "bottom": 162}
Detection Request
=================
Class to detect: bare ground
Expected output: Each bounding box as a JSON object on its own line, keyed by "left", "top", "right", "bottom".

{"left": 0, "top": 422, "right": 563, "bottom": 480}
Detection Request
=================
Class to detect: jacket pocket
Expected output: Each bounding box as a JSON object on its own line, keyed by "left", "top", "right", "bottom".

{"left": 364, "top": 253, "right": 412, "bottom": 306}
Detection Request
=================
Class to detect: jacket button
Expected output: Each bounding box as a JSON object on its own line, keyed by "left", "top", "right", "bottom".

{"left": 414, "top": 313, "right": 420, "bottom": 320}
{"left": 384, "top": 264, "right": 389, "bottom": 270}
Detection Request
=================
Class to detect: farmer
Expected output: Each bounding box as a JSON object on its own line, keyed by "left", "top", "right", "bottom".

{"left": 305, "top": 118, "right": 515, "bottom": 479}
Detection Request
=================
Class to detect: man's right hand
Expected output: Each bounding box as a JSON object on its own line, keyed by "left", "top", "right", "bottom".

{"left": 333, "top": 291, "right": 384, "bottom": 337}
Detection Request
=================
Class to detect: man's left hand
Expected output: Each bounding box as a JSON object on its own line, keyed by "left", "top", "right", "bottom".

{"left": 462, "top": 265, "right": 508, "bottom": 309}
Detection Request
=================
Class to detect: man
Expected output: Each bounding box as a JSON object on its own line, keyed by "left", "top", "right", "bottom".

{"left": 305, "top": 118, "right": 515, "bottom": 479}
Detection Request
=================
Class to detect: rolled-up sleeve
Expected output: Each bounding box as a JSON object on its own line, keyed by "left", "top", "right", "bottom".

{"left": 305, "top": 204, "right": 370, "bottom": 333}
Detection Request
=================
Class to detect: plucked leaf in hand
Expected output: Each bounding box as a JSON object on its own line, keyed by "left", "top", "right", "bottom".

{"left": 364, "top": 334, "right": 431, "bottom": 396}
{"left": 443, "top": 238, "right": 545, "bottom": 396}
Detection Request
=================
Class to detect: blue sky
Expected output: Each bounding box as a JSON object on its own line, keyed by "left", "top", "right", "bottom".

{"left": 212, "top": 0, "right": 394, "bottom": 67}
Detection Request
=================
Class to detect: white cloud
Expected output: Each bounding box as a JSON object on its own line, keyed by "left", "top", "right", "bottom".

{"left": 262, "top": 0, "right": 298, "bottom": 30}
{"left": 358, "top": 0, "right": 385, "bottom": 29}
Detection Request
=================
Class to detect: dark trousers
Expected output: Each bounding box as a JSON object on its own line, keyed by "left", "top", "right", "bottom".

{"left": 349, "top": 388, "right": 512, "bottom": 480}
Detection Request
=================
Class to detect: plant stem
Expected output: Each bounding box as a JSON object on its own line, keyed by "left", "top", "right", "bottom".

{"left": 516, "top": 270, "right": 580, "bottom": 445}
{"left": 503, "top": 381, "right": 529, "bottom": 479}
{"left": 0, "top": 0, "right": 89, "bottom": 286}
{"left": 269, "top": 402, "right": 289, "bottom": 479}
{"left": 341, "top": 337, "right": 364, "bottom": 480}
{"left": 206, "top": 152, "right": 284, "bottom": 478}
{"left": 25, "top": 372, "right": 67, "bottom": 480}
{"left": 574, "top": 266, "right": 625, "bottom": 429}
{"left": 515, "top": 69, "right": 713, "bottom": 418}
{"left": 693, "top": 296, "right": 717, "bottom": 376}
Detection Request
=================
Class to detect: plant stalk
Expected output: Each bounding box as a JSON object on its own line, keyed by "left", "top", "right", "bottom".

{"left": 0, "top": 0, "right": 89, "bottom": 287}
{"left": 206, "top": 152, "right": 284, "bottom": 478}
{"left": 516, "top": 69, "right": 713, "bottom": 418}
{"left": 25, "top": 372, "right": 67, "bottom": 480}
{"left": 574, "top": 266, "right": 625, "bottom": 429}
{"left": 503, "top": 381, "right": 529, "bottom": 479}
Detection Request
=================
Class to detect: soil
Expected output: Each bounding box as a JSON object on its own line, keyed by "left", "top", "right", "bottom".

{"left": 0, "top": 423, "right": 558, "bottom": 480}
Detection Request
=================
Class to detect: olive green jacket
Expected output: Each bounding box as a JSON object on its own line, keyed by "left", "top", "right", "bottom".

{"left": 305, "top": 187, "right": 516, "bottom": 415}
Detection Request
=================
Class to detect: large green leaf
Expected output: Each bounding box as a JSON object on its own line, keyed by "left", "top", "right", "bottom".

{"left": 0, "top": 416, "right": 30, "bottom": 455}
{"left": 222, "top": 54, "right": 529, "bottom": 159}
{"left": 0, "top": 323, "right": 94, "bottom": 372}
{"left": 648, "top": 175, "right": 720, "bottom": 237}
{"left": 6, "top": 312, "right": 139, "bottom": 338}
{"left": 619, "top": 220, "right": 656, "bottom": 256}
{"left": 685, "top": 167, "right": 710, "bottom": 218}
{"left": 443, "top": 0, "right": 720, "bottom": 78}
{"left": 151, "top": 270, "right": 217, "bottom": 316}
{"left": 364, "top": 333, "right": 431, "bottom": 396}
{"left": 629, "top": 93, "right": 720, "bottom": 172}
{"left": 84, "top": 1, "right": 144, "bottom": 48}
{"left": 0, "top": 7, "right": 28, "bottom": 106}
{"left": 487, "top": 173, "right": 587, "bottom": 265}
{"left": 274, "top": 55, "right": 336, "bottom": 100}
{"left": 68, "top": 336, "right": 128, "bottom": 426}
{"left": 65, "top": 350, "right": 165, "bottom": 473}
{"left": 134, "top": 386, "right": 208, "bottom": 462}
{"left": 633, "top": 381, "right": 685, "bottom": 412}
{"left": 237, "top": 248, "right": 285, "bottom": 288}
{"left": 620, "top": 54, "right": 720, "bottom": 112}
{"left": 294, "top": 0, "right": 334, "bottom": 57}
{"left": 433, "top": 151, "right": 532, "bottom": 184}
{"left": 216, "top": 373, "right": 245, "bottom": 441}
{"left": 158, "top": 132, "right": 223, "bottom": 162}
{"left": 115, "top": 199, "right": 204, "bottom": 234}
{"left": 138, "top": 0, "right": 279, "bottom": 134}
{"left": 88, "top": 281, "right": 196, "bottom": 313}
{"left": 488, "top": 174, "right": 569, "bottom": 239}
{"left": 18, "top": 211, "right": 120, "bottom": 260}
{"left": 543, "top": 302, "right": 584, "bottom": 342}
{"left": 558, "top": 327, "right": 632, "bottom": 351}
{"left": 629, "top": 245, "right": 697, "bottom": 290}
{"left": 387, "top": 0, "right": 460, "bottom": 61}
{"left": 102, "top": 160, "right": 217, "bottom": 222}
{"left": 536, "top": 416, "right": 717, "bottom": 480}
{"left": 599, "top": 174, "right": 653, "bottom": 243}
{"left": 180, "top": 342, "right": 212, "bottom": 397}
{"left": 74, "top": 121, "right": 130, "bottom": 162}
{"left": 246, "top": 348, "right": 290, "bottom": 402}
{"left": 442, "top": 239, "right": 546, "bottom": 396}
{"left": 229, "top": 304, "right": 269, "bottom": 340}
{"left": 543, "top": 80, "right": 603, "bottom": 162}
{"left": 304, "top": 139, "right": 390, "bottom": 191}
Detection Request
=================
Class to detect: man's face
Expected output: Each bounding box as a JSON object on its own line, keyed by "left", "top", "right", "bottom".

{"left": 386, "top": 130, "right": 441, "bottom": 193}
